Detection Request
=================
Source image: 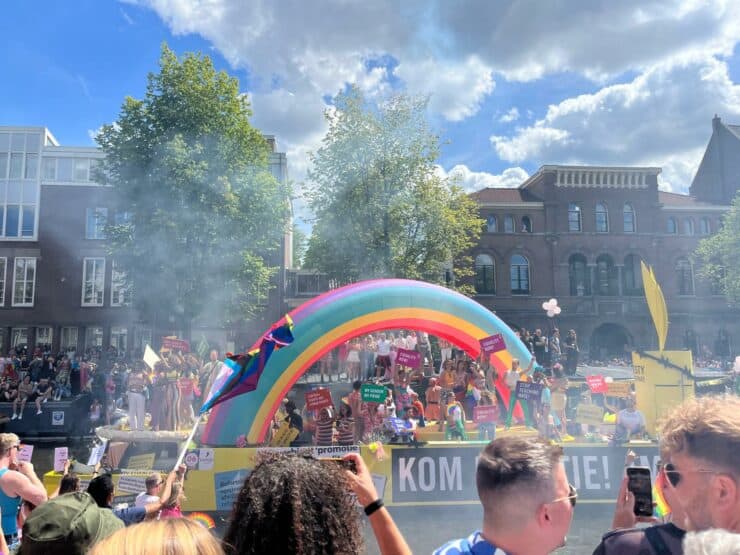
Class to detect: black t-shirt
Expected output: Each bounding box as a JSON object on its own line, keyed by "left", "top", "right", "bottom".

{"left": 592, "top": 523, "right": 685, "bottom": 555}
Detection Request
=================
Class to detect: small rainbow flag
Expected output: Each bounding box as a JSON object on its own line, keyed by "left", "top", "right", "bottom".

{"left": 188, "top": 511, "right": 216, "bottom": 529}
{"left": 653, "top": 470, "right": 671, "bottom": 518}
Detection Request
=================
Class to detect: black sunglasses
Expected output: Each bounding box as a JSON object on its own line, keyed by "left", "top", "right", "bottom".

{"left": 663, "top": 462, "right": 718, "bottom": 487}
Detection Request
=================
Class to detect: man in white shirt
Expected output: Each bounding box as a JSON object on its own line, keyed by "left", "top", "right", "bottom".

{"left": 135, "top": 473, "right": 162, "bottom": 508}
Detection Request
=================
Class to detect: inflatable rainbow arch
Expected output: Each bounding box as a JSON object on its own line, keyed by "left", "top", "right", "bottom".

{"left": 202, "top": 279, "right": 533, "bottom": 445}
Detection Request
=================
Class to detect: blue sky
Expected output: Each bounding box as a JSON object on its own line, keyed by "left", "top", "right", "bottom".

{"left": 3, "top": 1, "right": 740, "bottom": 224}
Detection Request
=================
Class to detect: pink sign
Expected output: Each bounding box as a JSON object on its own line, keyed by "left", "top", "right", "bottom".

{"left": 474, "top": 405, "right": 500, "bottom": 423}
{"left": 304, "top": 388, "right": 334, "bottom": 411}
{"left": 480, "top": 334, "right": 506, "bottom": 354}
{"left": 586, "top": 375, "right": 608, "bottom": 394}
{"left": 162, "top": 337, "right": 191, "bottom": 352}
{"left": 396, "top": 348, "right": 421, "bottom": 368}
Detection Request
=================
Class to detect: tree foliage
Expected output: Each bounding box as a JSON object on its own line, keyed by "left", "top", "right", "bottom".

{"left": 695, "top": 193, "right": 740, "bottom": 305}
{"left": 97, "top": 45, "right": 290, "bottom": 335}
{"left": 304, "top": 87, "right": 482, "bottom": 293}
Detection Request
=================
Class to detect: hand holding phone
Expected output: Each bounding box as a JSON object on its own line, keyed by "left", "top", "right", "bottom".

{"left": 627, "top": 467, "right": 653, "bottom": 517}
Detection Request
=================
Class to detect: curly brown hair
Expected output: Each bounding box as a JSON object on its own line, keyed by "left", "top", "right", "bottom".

{"left": 222, "top": 453, "right": 363, "bottom": 555}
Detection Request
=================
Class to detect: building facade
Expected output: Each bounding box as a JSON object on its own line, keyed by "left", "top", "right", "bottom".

{"left": 0, "top": 126, "right": 289, "bottom": 356}
{"left": 470, "top": 158, "right": 736, "bottom": 359}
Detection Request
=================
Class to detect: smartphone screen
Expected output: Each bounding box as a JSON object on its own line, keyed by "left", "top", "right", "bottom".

{"left": 626, "top": 467, "right": 653, "bottom": 517}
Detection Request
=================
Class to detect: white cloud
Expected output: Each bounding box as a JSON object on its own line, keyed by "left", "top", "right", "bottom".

{"left": 491, "top": 55, "right": 740, "bottom": 192}
{"left": 436, "top": 165, "right": 529, "bottom": 193}
{"left": 125, "top": 0, "right": 740, "bottom": 201}
{"left": 498, "top": 107, "right": 519, "bottom": 123}
{"left": 394, "top": 56, "right": 494, "bottom": 121}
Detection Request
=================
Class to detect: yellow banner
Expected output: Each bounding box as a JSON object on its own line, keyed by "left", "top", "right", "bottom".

{"left": 576, "top": 404, "right": 605, "bottom": 426}
{"left": 126, "top": 453, "right": 156, "bottom": 470}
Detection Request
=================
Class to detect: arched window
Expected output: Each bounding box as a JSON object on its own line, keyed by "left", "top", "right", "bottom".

{"left": 623, "top": 203, "right": 636, "bottom": 233}
{"left": 667, "top": 217, "right": 677, "bottom": 234}
{"left": 510, "top": 254, "right": 530, "bottom": 295}
{"left": 699, "top": 217, "right": 710, "bottom": 235}
{"left": 521, "top": 216, "right": 532, "bottom": 233}
{"left": 595, "top": 202, "right": 609, "bottom": 233}
{"left": 683, "top": 219, "right": 694, "bottom": 236}
{"left": 474, "top": 254, "right": 495, "bottom": 294}
{"left": 486, "top": 215, "right": 497, "bottom": 233}
{"left": 595, "top": 254, "right": 618, "bottom": 295}
{"left": 676, "top": 258, "right": 694, "bottom": 295}
{"left": 568, "top": 203, "right": 582, "bottom": 232}
{"left": 568, "top": 254, "right": 590, "bottom": 296}
{"left": 504, "top": 215, "right": 515, "bottom": 233}
{"left": 623, "top": 254, "right": 643, "bottom": 295}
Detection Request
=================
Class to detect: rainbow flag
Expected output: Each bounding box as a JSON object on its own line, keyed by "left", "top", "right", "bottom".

{"left": 653, "top": 469, "right": 671, "bottom": 518}
{"left": 188, "top": 511, "right": 216, "bottom": 529}
{"left": 199, "top": 317, "right": 294, "bottom": 414}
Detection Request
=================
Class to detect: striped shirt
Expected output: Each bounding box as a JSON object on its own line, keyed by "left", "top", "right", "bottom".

{"left": 315, "top": 415, "right": 334, "bottom": 446}
{"left": 336, "top": 417, "right": 354, "bottom": 445}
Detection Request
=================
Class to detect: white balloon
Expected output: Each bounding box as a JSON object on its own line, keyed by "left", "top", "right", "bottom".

{"left": 546, "top": 310, "right": 556, "bottom": 317}
{"left": 553, "top": 306, "right": 562, "bottom": 315}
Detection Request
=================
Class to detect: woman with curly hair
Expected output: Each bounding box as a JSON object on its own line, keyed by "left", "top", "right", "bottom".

{"left": 222, "top": 452, "right": 410, "bottom": 555}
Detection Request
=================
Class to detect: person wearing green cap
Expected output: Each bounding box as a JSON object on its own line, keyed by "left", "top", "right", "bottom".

{"left": 19, "top": 491, "right": 124, "bottom": 555}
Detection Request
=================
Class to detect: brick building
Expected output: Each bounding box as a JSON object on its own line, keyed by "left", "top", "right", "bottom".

{"left": 0, "top": 126, "right": 290, "bottom": 356}
{"left": 470, "top": 139, "right": 737, "bottom": 359}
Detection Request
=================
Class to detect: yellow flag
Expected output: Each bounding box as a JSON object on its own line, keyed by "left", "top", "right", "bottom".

{"left": 641, "top": 261, "right": 668, "bottom": 352}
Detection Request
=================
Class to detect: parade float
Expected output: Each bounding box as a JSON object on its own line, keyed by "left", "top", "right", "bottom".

{"left": 43, "top": 268, "right": 726, "bottom": 515}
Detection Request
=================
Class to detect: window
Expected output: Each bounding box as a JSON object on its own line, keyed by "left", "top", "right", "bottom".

{"left": 676, "top": 258, "right": 694, "bottom": 295}
{"left": 110, "top": 326, "right": 128, "bottom": 353}
{"left": 85, "top": 326, "right": 104, "bottom": 349}
{"left": 36, "top": 326, "right": 53, "bottom": 347}
{"left": 82, "top": 258, "right": 106, "bottom": 306}
{"left": 699, "top": 217, "right": 710, "bottom": 235}
{"left": 486, "top": 215, "right": 497, "bottom": 233}
{"left": 9, "top": 154, "right": 23, "bottom": 179}
{"left": 0, "top": 154, "right": 6, "bottom": 179}
{"left": 510, "top": 254, "right": 530, "bottom": 295}
{"left": 568, "top": 203, "right": 582, "bottom": 231}
{"left": 57, "top": 158, "right": 74, "bottom": 181}
{"left": 61, "top": 327, "right": 78, "bottom": 351}
{"left": 0, "top": 258, "right": 5, "bottom": 305}
{"left": 74, "top": 159, "right": 89, "bottom": 181}
{"left": 568, "top": 254, "right": 590, "bottom": 296}
{"left": 24, "top": 154, "right": 37, "bottom": 179}
{"left": 110, "top": 262, "right": 131, "bottom": 306}
{"left": 12, "top": 257, "right": 36, "bottom": 306}
{"left": 11, "top": 328, "right": 29, "bottom": 349}
{"left": 667, "top": 217, "right": 677, "bottom": 234}
{"left": 595, "top": 203, "right": 609, "bottom": 232}
{"left": 521, "top": 216, "right": 532, "bottom": 233}
{"left": 42, "top": 158, "right": 56, "bottom": 180}
{"left": 595, "top": 254, "right": 618, "bottom": 296}
{"left": 86, "top": 207, "right": 108, "bottom": 239}
{"left": 623, "top": 254, "right": 643, "bottom": 296}
{"left": 88, "top": 159, "right": 100, "bottom": 182}
{"left": 504, "top": 215, "right": 515, "bottom": 233}
{"left": 114, "top": 210, "right": 132, "bottom": 225}
{"left": 683, "top": 219, "right": 694, "bottom": 236}
{"left": 623, "top": 203, "right": 636, "bottom": 233}
{"left": 474, "top": 254, "right": 495, "bottom": 294}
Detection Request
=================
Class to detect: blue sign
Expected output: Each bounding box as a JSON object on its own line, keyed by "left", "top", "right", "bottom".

{"left": 214, "top": 468, "right": 250, "bottom": 511}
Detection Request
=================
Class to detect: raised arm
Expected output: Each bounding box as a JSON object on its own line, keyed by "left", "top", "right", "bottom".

{"left": 343, "top": 453, "right": 411, "bottom": 555}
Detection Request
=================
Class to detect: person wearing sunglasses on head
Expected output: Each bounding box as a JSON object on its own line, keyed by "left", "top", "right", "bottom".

{"left": 593, "top": 395, "right": 740, "bottom": 554}
{"left": 435, "top": 437, "right": 576, "bottom": 555}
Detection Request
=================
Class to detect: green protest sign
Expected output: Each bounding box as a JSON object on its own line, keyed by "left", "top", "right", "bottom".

{"left": 361, "top": 383, "right": 387, "bottom": 403}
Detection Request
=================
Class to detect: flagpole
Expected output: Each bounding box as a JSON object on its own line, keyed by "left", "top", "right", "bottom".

{"left": 174, "top": 413, "right": 203, "bottom": 470}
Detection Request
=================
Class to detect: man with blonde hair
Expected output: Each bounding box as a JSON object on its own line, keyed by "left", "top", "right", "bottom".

{"left": 659, "top": 395, "right": 740, "bottom": 533}
{"left": 435, "top": 437, "right": 575, "bottom": 554}
{"left": 0, "top": 433, "right": 47, "bottom": 545}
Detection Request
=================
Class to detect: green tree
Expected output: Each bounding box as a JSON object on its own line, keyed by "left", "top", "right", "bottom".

{"left": 97, "top": 45, "right": 290, "bottom": 339}
{"left": 695, "top": 193, "right": 740, "bottom": 304}
{"left": 304, "top": 87, "right": 482, "bottom": 292}
{"left": 291, "top": 225, "right": 308, "bottom": 269}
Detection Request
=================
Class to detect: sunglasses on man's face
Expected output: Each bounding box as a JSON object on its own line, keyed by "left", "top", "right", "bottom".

{"left": 548, "top": 483, "right": 578, "bottom": 508}
{"left": 663, "top": 462, "right": 719, "bottom": 487}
